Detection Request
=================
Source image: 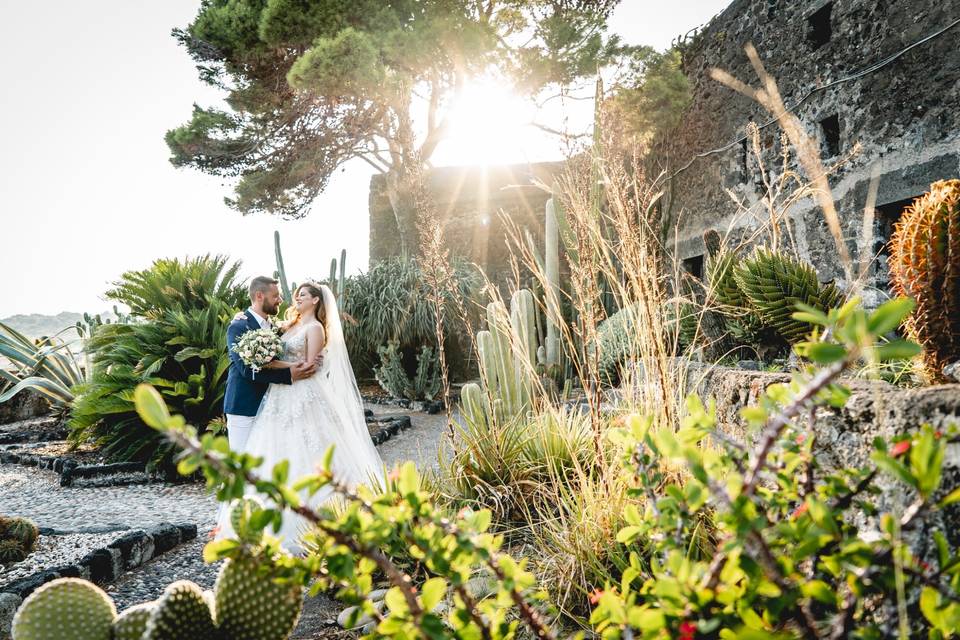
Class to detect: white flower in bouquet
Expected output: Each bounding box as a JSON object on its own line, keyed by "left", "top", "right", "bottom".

{"left": 232, "top": 328, "right": 283, "bottom": 374}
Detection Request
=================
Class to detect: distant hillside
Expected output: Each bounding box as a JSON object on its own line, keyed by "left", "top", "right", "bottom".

{"left": 0, "top": 311, "right": 114, "bottom": 341}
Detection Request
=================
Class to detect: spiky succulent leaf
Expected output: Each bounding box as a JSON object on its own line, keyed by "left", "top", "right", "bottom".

{"left": 143, "top": 580, "right": 217, "bottom": 640}
{"left": 889, "top": 179, "right": 960, "bottom": 382}
{"left": 734, "top": 248, "right": 845, "bottom": 344}
{"left": 214, "top": 551, "right": 303, "bottom": 640}
{"left": 11, "top": 578, "right": 116, "bottom": 640}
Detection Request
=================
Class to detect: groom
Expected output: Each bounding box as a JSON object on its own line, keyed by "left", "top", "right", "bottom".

{"left": 224, "top": 276, "right": 316, "bottom": 453}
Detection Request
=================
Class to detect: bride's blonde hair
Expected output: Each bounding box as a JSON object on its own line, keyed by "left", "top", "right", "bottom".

{"left": 285, "top": 283, "right": 327, "bottom": 333}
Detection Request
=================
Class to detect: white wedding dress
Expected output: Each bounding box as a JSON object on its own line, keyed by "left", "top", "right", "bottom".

{"left": 215, "top": 285, "right": 385, "bottom": 554}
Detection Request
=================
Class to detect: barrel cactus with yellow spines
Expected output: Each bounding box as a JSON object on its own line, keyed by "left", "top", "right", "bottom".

{"left": 888, "top": 179, "right": 960, "bottom": 383}
{"left": 733, "top": 248, "right": 845, "bottom": 345}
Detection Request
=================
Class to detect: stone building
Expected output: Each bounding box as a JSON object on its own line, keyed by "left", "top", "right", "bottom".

{"left": 368, "top": 162, "right": 561, "bottom": 283}
{"left": 368, "top": 0, "right": 960, "bottom": 301}
{"left": 665, "top": 0, "right": 960, "bottom": 301}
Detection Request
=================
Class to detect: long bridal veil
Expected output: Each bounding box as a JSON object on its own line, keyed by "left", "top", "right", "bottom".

{"left": 318, "top": 284, "right": 385, "bottom": 488}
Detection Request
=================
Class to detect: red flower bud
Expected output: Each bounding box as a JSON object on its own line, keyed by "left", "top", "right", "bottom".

{"left": 589, "top": 589, "right": 604, "bottom": 605}
{"left": 890, "top": 440, "right": 911, "bottom": 457}
{"left": 791, "top": 503, "right": 809, "bottom": 520}
{"left": 679, "top": 620, "right": 697, "bottom": 640}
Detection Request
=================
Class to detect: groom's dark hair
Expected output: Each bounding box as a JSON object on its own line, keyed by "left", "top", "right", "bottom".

{"left": 249, "top": 276, "right": 279, "bottom": 301}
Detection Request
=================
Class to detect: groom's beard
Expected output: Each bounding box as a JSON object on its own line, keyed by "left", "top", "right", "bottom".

{"left": 263, "top": 301, "right": 280, "bottom": 316}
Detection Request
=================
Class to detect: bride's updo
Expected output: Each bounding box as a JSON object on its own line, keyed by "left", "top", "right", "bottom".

{"left": 286, "top": 282, "right": 327, "bottom": 333}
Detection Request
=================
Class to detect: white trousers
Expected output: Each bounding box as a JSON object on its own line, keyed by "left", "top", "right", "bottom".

{"left": 225, "top": 414, "right": 256, "bottom": 454}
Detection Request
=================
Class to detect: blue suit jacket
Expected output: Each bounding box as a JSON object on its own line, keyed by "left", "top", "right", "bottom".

{"left": 223, "top": 312, "right": 292, "bottom": 417}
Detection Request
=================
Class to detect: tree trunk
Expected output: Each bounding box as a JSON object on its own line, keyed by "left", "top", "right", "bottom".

{"left": 384, "top": 167, "right": 420, "bottom": 259}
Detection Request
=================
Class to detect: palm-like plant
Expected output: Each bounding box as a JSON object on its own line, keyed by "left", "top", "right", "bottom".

{"left": 0, "top": 322, "right": 85, "bottom": 408}
{"left": 69, "top": 255, "right": 245, "bottom": 472}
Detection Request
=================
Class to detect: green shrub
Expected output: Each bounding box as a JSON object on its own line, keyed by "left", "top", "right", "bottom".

{"left": 592, "top": 298, "right": 960, "bottom": 638}
{"left": 341, "top": 257, "right": 480, "bottom": 378}
{"left": 69, "top": 255, "right": 246, "bottom": 473}
{"left": 374, "top": 341, "right": 442, "bottom": 401}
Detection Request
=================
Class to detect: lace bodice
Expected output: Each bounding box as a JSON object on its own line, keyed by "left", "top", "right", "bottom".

{"left": 280, "top": 331, "right": 308, "bottom": 362}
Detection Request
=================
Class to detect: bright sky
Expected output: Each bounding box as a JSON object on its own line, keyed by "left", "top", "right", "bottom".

{"left": 0, "top": 0, "right": 729, "bottom": 317}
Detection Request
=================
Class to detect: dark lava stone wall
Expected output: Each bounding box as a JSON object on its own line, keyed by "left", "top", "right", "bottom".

{"left": 665, "top": 0, "right": 960, "bottom": 300}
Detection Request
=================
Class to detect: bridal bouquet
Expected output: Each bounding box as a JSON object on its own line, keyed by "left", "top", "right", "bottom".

{"left": 232, "top": 328, "right": 283, "bottom": 374}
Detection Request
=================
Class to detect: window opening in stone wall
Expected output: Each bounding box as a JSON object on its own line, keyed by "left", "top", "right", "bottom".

{"left": 807, "top": 2, "right": 833, "bottom": 49}
{"left": 873, "top": 196, "right": 919, "bottom": 295}
{"left": 682, "top": 254, "right": 704, "bottom": 281}
{"left": 819, "top": 113, "right": 841, "bottom": 157}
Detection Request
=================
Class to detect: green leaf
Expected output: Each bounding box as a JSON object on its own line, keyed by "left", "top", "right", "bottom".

{"left": 867, "top": 298, "right": 914, "bottom": 335}
{"left": 384, "top": 587, "right": 409, "bottom": 615}
{"left": 202, "top": 538, "right": 238, "bottom": 562}
{"left": 616, "top": 526, "right": 644, "bottom": 544}
{"left": 792, "top": 304, "right": 829, "bottom": 326}
{"left": 874, "top": 339, "right": 922, "bottom": 361}
{"left": 398, "top": 461, "right": 418, "bottom": 495}
{"left": 421, "top": 577, "right": 447, "bottom": 611}
{"left": 134, "top": 384, "right": 172, "bottom": 430}
{"left": 940, "top": 487, "right": 960, "bottom": 508}
{"left": 803, "top": 342, "right": 847, "bottom": 364}
{"left": 801, "top": 580, "right": 836, "bottom": 605}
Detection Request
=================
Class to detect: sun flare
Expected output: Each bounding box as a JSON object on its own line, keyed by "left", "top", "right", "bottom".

{"left": 438, "top": 78, "right": 537, "bottom": 166}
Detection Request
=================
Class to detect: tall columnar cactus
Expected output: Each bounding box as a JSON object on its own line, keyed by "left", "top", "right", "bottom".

{"left": 544, "top": 197, "right": 561, "bottom": 370}
{"left": 338, "top": 248, "right": 347, "bottom": 300}
{"left": 461, "top": 290, "right": 539, "bottom": 430}
{"left": 274, "top": 230, "right": 292, "bottom": 305}
{"left": 733, "top": 248, "right": 845, "bottom": 344}
{"left": 327, "top": 249, "right": 348, "bottom": 302}
{"left": 889, "top": 179, "right": 960, "bottom": 382}
{"left": 12, "top": 578, "right": 117, "bottom": 640}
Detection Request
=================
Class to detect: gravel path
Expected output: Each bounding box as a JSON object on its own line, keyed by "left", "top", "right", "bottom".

{"left": 0, "top": 405, "right": 452, "bottom": 639}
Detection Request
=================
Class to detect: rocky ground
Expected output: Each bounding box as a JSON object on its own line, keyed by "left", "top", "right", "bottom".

{"left": 0, "top": 403, "right": 451, "bottom": 639}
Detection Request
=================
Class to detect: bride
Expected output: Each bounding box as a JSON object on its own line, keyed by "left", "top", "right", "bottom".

{"left": 216, "top": 282, "right": 384, "bottom": 553}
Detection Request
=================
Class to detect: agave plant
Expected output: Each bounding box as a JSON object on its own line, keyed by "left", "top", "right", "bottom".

{"left": 69, "top": 256, "right": 245, "bottom": 472}
{"left": 0, "top": 322, "right": 85, "bottom": 408}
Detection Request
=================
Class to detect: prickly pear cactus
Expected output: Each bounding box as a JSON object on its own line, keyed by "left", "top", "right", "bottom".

{"left": 230, "top": 496, "right": 266, "bottom": 545}
{"left": 214, "top": 551, "right": 303, "bottom": 640}
{"left": 11, "top": 578, "right": 116, "bottom": 640}
{"left": 112, "top": 602, "right": 155, "bottom": 640}
{"left": 889, "top": 179, "right": 960, "bottom": 382}
{"left": 143, "top": 580, "right": 218, "bottom": 640}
